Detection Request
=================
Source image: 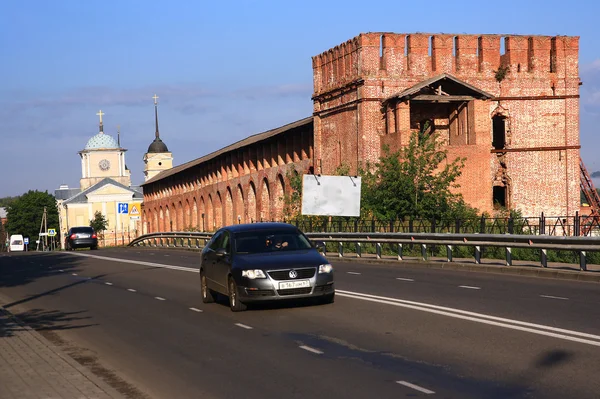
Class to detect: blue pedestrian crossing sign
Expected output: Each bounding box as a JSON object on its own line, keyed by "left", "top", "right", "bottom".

{"left": 24, "top": 237, "right": 29, "bottom": 245}
{"left": 118, "top": 203, "right": 129, "bottom": 214}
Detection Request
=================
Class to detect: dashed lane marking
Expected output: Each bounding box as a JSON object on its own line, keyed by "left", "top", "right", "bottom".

{"left": 189, "top": 308, "right": 203, "bottom": 312}
{"left": 155, "top": 297, "right": 166, "bottom": 301}
{"left": 396, "top": 278, "right": 415, "bottom": 282}
{"left": 235, "top": 323, "right": 253, "bottom": 330}
{"left": 347, "top": 272, "right": 361, "bottom": 275}
{"left": 59, "top": 270, "right": 64, "bottom": 272}
{"left": 127, "top": 289, "right": 137, "bottom": 292}
{"left": 540, "top": 295, "right": 569, "bottom": 300}
{"left": 299, "top": 345, "right": 323, "bottom": 355}
{"left": 105, "top": 282, "right": 113, "bottom": 286}
{"left": 72, "top": 273, "right": 78, "bottom": 276}
{"left": 396, "top": 381, "right": 435, "bottom": 395}
{"left": 458, "top": 285, "right": 481, "bottom": 290}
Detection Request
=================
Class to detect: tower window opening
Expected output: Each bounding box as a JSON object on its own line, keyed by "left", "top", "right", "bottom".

{"left": 493, "top": 186, "right": 507, "bottom": 209}
{"left": 159, "top": 162, "right": 162, "bottom": 166}
{"left": 492, "top": 115, "right": 506, "bottom": 149}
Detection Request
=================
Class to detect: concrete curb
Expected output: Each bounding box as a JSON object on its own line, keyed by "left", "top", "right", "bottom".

{"left": 325, "top": 255, "right": 600, "bottom": 283}
{"left": 0, "top": 304, "right": 125, "bottom": 399}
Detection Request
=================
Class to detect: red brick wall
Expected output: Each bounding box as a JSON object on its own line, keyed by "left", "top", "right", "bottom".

{"left": 312, "top": 32, "right": 581, "bottom": 217}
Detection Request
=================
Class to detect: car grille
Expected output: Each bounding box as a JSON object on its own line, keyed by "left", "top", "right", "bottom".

{"left": 277, "top": 287, "right": 312, "bottom": 296}
{"left": 245, "top": 289, "right": 275, "bottom": 297}
{"left": 268, "top": 268, "right": 316, "bottom": 281}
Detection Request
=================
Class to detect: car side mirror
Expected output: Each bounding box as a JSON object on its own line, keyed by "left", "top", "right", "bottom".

{"left": 314, "top": 241, "right": 326, "bottom": 251}
{"left": 216, "top": 248, "right": 228, "bottom": 257}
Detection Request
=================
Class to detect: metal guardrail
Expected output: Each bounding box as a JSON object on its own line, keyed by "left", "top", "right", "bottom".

{"left": 129, "top": 231, "right": 600, "bottom": 271}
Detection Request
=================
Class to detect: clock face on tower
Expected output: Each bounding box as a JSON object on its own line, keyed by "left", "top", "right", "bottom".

{"left": 98, "top": 159, "right": 111, "bottom": 171}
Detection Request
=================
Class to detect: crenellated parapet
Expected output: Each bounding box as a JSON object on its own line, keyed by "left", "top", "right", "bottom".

{"left": 312, "top": 32, "right": 580, "bottom": 96}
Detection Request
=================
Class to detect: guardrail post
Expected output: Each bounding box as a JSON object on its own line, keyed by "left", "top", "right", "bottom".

{"left": 475, "top": 246, "right": 481, "bottom": 264}
{"left": 540, "top": 212, "right": 546, "bottom": 235}
{"left": 398, "top": 243, "right": 403, "bottom": 261}
{"left": 574, "top": 212, "right": 580, "bottom": 237}
{"left": 446, "top": 245, "right": 452, "bottom": 262}
{"left": 579, "top": 251, "right": 587, "bottom": 271}
{"left": 338, "top": 242, "right": 343, "bottom": 258}
{"left": 356, "top": 242, "right": 361, "bottom": 258}
{"left": 421, "top": 244, "right": 427, "bottom": 261}
{"left": 541, "top": 249, "right": 547, "bottom": 268}
{"left": 480, "top": 216, "right": 486, "bottom": 234}
{"left": 376, "top": 243, "right": 382, "bottom": 259}
{"left": 506, "top": 247, "right": 512, "bottom": 266}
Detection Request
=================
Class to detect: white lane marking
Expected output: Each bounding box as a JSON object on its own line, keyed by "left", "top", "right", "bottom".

{"left": 72, "top": 273, "right": 78, "bottom": 276}
{"left": 59, "top": 270, "right": 64, "bottom": 272}
{"left": 299, "top": 345, "right": 323, "bottom": 355}
{"left": 189, "top": 307, "right": 203, "bottom": 312}
{"left": 164, "top": 255, "right": 170, "bottom": 257}
{"left": 396, "top": 381, "right": 435, "bottom": 395}
{"left": 540, "top": 295, "right": 569, "bottom": 300}
{"left": 127, "top": 289, "right": 137, "bottom": 292}
{"left": 105, "top": 282, "right": 113, "bottom": 286}
{"left": 396, "top": 278, "right": 414, "bottom": 282}
{"left": 336, "top": 289, "right": 600, "bottom": 347}
{"left": 459, "top": 285, "right": 481, "bottom": 290}
{"left": 347, "top": 272, "right": 361, "bottom": 275}
{"left": 155, "top": 297, "right": 166, "bottom": 301}
{"left": 235, "top": 323, "right": 253, "bottom": 330}
{"left": 67, "top": 253, "right": 199, "bottom": 273}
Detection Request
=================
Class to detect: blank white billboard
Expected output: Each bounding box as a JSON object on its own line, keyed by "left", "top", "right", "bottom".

{"left": 301, "top": 175, "right": 361, "bottom": 217}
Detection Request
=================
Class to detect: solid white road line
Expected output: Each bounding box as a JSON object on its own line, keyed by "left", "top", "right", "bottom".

{"left": 396, "top": 278, "right": 415, "bottom": 282}
{"left": 67, "top": 253, "right": 199, "bottom": 273}
{"left": 540, "top": 295, "right": 569, "bottom": 300}
{"left": 127, "top": 289, "right": 137, "bottom": 292}
{"left": 347, "top": 272, "right": 361, "bottom": 275}
{"left": 105, "top": 282, "right": 113, "bottom": 286}
{"left": 336, "top": 289, "right": 600, "bottom": 347}
{"left": 155, "top": 297, "right": 166, "bottom": 301}
{"left": 189, "top": 308, "right": 203, "bottom": 312}
{"left": 396, "top": 381, "right": 435, "bottom": 395}
{"left": 299, "top": 345, "right": 324, "bottom": 355}
{"left": 459, "top": 285, "right": 481, "bottom": 290}
{"left": 235, "top": 323, "right": 253, "bottom": 330}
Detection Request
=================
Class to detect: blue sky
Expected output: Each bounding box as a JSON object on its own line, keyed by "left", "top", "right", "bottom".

{"left": 1, "top": 0, "right": 599, "bottom": 197}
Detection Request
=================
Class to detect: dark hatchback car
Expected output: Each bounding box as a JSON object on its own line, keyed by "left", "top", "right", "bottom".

{"left": 200, "top": 223, "right": 334, "bottom": 312}
{"left": 65, "top": 226, "right": 98, "bottom": 250}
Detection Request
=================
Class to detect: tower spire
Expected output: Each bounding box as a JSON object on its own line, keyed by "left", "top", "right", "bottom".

{"left": 153, "top": 94, "right": 160, "bottom": 140}
{"left": 96, "top": 110, "right": 105, "bottom": 133}
{"left": 117, "top": 124, "right": 121, "bottom": 146}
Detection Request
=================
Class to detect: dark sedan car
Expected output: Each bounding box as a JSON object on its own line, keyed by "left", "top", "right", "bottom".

{"left": 65, "top": 226, "right": 98, "bottom": 250}
{"left": 200, "top": 223, "right": 334, "bottom": 312}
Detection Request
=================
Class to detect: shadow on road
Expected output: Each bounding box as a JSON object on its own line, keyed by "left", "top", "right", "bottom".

{"left": 0, "top": 307, "right": 98, "bottom": 338}
{"left": 0, "top": 252, "right": 81, "bottom": 288}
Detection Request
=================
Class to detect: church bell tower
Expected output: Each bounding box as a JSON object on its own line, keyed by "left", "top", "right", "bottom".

{"left": 143, "top": 94, "right": 173, "bottom": 181}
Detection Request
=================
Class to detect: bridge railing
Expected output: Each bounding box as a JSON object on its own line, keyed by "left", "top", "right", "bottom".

{"left": 129, "top": 231, "right": 600, "bottom": 272}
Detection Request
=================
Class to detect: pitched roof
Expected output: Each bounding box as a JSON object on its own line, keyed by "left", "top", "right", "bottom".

{"left": 142, "top": 116, "right": 314, "bottom": 186}
{"left": 63, "top": 178, "right": 143, "bottom": 204}
{"left": 386, "top": 73, "right": 493, "bottom": 102}
{"left": 55, "top": 188, "right": 81, "bottom": 200}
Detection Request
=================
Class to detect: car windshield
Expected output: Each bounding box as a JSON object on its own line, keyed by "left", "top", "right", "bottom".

{"left": 234, "top": 230, "right": 312, "bottom": 254}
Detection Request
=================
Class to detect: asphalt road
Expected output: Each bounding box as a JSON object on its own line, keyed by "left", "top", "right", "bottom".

{"left": 1, "top": 248, "right": 599, "bottom": 398}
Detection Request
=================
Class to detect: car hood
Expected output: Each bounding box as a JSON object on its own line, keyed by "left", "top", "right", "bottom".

{"left": 233, "top": 249, "right": 328, "bottom": 270}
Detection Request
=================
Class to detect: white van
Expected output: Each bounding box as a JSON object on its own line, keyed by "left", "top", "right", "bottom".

{"left": 9, "top": 235, "right": 25, "bottom": 252}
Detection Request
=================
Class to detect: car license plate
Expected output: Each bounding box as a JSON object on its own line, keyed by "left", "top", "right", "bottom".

{"left": 79, "top": 234, "right": 90, "bottom": 238}
{"left": 279, "top": 280, "right": 310, "bottom": 290}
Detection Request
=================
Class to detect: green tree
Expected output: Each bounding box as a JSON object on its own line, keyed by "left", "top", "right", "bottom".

{"left": 89, "top": 211, "right": 109, "bottom": 236}
{"left": 4, "top": 190, "right": 59, "bottom": 242}
{"left": 360, "top": 130, "right": 477, "bottom": 221}
{"left": 0, "top": 196, "right": 18, "bottom": 208}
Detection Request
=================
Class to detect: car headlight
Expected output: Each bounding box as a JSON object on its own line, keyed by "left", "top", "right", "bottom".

{"left": 318, "top": 264, "right": 333, "bottom": 274}
{"left": 241, "top": 269, "right": 266, "bottom": 279}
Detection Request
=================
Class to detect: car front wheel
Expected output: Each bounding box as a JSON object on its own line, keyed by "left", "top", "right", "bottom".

{"left": 200, "top": 271, "right": 215, "bottom": 304}
{"left": 228, "top": 277, "right": 246, "bottom": 312}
